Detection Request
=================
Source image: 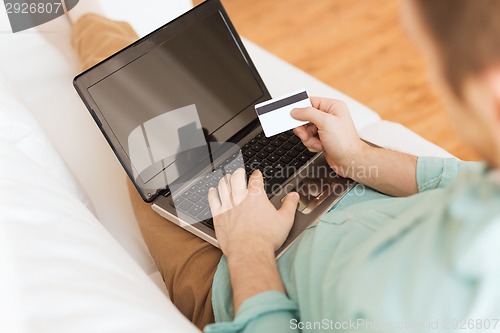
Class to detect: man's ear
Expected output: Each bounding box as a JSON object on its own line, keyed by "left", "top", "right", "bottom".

{"left": 483, "top": 67, "right": 500, "bottom": 163}
{"left": 484, "top": 67, "right": 500, "bottom": 125}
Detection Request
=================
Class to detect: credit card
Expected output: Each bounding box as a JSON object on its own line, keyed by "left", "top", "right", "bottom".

{"left": 255, "top": 90, "right": 311, "bottom": 138}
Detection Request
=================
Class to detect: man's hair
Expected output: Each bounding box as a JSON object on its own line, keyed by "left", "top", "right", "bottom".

{"left": 412, "top": 0, "right": 500, "bottom": 97}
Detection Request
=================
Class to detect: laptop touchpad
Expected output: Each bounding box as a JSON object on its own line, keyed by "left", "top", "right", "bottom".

{"left": 286, "top": 160, "right": 354, "bottom": 215}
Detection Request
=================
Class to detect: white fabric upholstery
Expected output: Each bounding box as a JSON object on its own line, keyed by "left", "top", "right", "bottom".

{"left": 0, "top": 138, "right": 200, "bottom": 333}
{"left": 0, "top": 72, "right": 93, "bottom": 211}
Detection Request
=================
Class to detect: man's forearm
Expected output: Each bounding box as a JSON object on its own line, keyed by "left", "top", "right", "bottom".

{"left": 339, "top": 142, "right": 418, "bottom": 197}
{"left": 227, "top": 247, "right": 285, "bottom": 314}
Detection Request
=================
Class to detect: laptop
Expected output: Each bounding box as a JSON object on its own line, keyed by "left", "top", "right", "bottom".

{"left": 73, "top": 0, "right": 356, "bottom": 257}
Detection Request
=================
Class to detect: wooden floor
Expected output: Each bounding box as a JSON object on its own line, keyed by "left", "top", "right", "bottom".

{"left": 194, "top": 0, "right": 480, "bottom": 161}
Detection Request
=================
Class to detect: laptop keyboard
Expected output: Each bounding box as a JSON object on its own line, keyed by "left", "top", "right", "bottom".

{"left": 168, "top": 129, "right": 316, "bottom": 229}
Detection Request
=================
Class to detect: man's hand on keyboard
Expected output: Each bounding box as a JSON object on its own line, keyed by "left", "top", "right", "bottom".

{"left": 207, "top": 168, "right": 300, "bottom": 257}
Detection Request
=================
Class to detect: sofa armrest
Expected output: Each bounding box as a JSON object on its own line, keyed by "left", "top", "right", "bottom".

{"left": 360, "top": 120, "right": 455, "bottom": 158}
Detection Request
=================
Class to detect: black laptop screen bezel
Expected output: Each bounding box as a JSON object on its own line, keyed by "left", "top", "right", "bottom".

{"left": 73, "top": 0, "right": 271, "bottom": 202}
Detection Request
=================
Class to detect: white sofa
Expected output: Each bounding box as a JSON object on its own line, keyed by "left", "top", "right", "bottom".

{"left": 0, "top": 1, "right": 452, "bottom": 332}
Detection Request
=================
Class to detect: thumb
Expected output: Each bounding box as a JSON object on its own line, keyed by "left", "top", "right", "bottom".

{"left": 291, "top": 107, "right": 328, "bottom": 127}
{"left": 279, "top": 192, "right": 300, "bottom": 218}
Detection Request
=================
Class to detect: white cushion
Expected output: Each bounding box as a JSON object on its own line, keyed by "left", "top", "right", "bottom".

{"left": 0, "top": 71, "right": 93, "bottom": 211}
{"left": 0, "top": 138, "right": 200, "bottom": 333}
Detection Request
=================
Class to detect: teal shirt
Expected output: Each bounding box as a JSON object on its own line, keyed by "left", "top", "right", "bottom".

{"left": 205, "top": 157, "right": 500, "bottom": 333}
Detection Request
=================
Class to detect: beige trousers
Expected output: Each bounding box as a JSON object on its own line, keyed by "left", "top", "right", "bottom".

{"left": 72, "top": 14, "right": 223, "bottom": 330}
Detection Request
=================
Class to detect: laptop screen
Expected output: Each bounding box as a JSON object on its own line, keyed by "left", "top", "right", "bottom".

{"left": 86, "top": 9, "right": 266, "bottom": 198}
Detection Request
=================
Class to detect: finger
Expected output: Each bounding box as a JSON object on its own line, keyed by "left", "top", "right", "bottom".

{"left": 302, "top": 137, "right": 323, "bottom": 152}
{"left": 294, "top": 124, "right": 322, "bottom": 152}
{"left": 218, "top": 175, "right": 232, "bottom": 208}
{"left": 293, "top": 123, "right": 316, "bottom": 141}
{"left": 248, "top": 170, "right": 265, "bottom": 197}
{"left": 304, "top": 123, "right": 318, "bottom": 137}
{"left": 309, "top": 97, "right": 349, "bottom": 117}
{"left": 279, "top": 191, "right": 300, "bottom": 219}
{"left": 230, "top": 168, "right": 247, "bottom": 205}
{"left": 293, "top": 126, "right": 309, "bottom": 142}
{"left": 290, "top": 107, "right": 329, "bottom": 127}
{"left": 293, "top": 131, "right": 322, "bottom": 152}
{"left": 207, "top": 187, "right": 222, "bottom": 215}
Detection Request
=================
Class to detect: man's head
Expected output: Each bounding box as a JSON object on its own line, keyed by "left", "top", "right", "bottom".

{"left": 402, "top": 0, "right": 500, "bottom": 166}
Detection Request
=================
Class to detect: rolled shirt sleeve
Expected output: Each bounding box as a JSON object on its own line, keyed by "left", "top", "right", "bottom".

{"left": 416, "top": 156, "right": 482, "bottom": 192}
{"left": 204, "top": 291, "right": 299, "bottom": 333}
